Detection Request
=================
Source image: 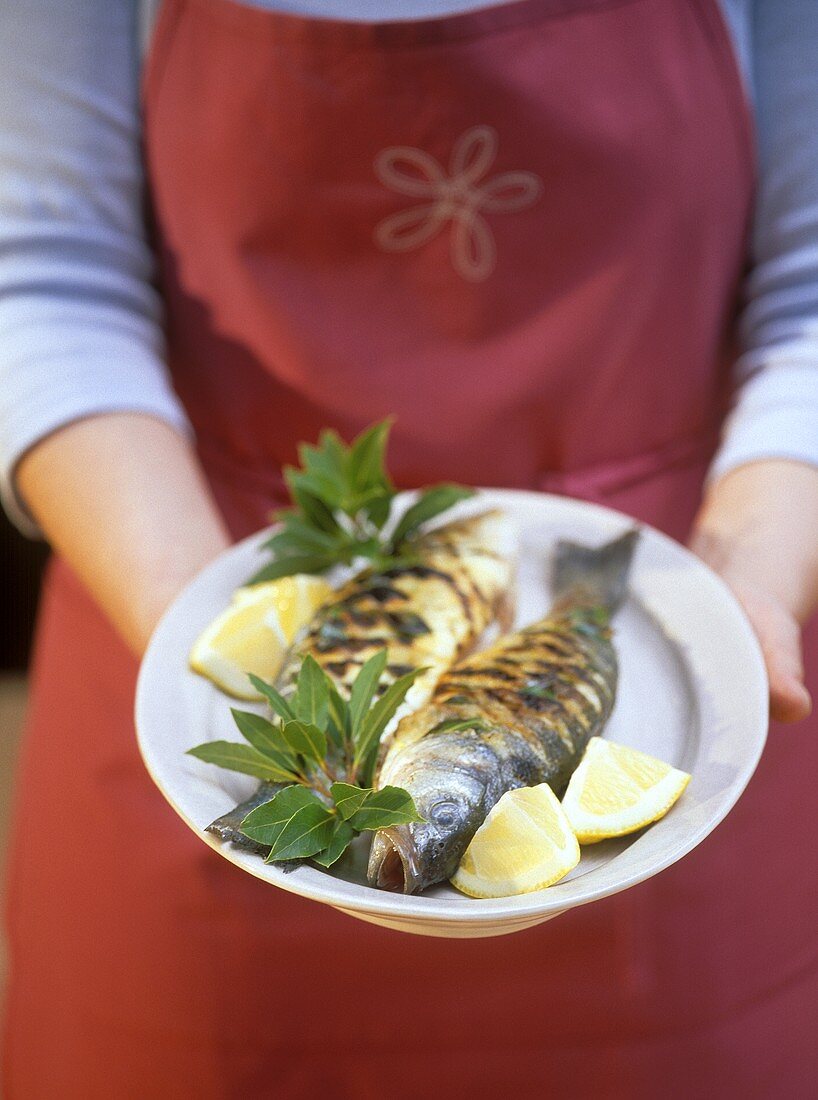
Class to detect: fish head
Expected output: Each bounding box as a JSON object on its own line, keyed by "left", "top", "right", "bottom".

{"left": 367, "top": 733, "right": 494, "bottom": 894}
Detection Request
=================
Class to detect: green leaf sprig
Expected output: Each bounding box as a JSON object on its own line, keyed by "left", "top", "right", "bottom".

{"left": 249, "top": 419, "right": 474, "bottom": 583}
{"left": 187, "top": 652, "right": 425, "bottom": 867}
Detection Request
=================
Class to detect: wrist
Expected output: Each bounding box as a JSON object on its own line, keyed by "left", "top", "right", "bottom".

{"left": 692, "top": 459, "right": 818, "bottom": 622}
{"left": 127, "top": 531, "right": 231, "bottom": 655}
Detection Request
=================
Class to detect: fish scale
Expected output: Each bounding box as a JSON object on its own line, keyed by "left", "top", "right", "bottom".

{"left": 369, "top": 529, "right": 639, "bottom": 894}
{"left": 407, "top": 614, "right": 616, "bottom": 762}
{"left": 276, "top": 527, "right": 510, "bottom": 699}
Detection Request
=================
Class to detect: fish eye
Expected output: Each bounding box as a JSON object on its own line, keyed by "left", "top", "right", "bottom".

{"left": 430, "top": 800, "right": 460, "bottom": 829}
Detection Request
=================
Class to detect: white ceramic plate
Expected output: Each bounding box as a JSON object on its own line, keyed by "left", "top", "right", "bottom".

{"left": 136, "top": 490, "right": 768, "bottom": 939}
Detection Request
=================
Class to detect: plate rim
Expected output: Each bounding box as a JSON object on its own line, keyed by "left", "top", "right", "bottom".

{"left": 135, "top": 488, "right": 768, "bottom": 927}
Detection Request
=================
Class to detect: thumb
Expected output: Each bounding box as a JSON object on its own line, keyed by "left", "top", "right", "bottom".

{"left": 732, "top": 582, "right": 811, "bottom": 724}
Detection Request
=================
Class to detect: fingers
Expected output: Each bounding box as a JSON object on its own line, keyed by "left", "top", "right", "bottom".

{"left": 736, "top": 584, "right": 812, "bottom": 724}
{"left": 764, "top": 638, "right": 812, "bottom": 724}
{"left": 769, "top": 677, "right": 812, "bottom": 724}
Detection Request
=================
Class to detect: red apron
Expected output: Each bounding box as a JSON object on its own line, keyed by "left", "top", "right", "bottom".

{"left": 5, "top": 0, "right": 818, "bottom": 1096}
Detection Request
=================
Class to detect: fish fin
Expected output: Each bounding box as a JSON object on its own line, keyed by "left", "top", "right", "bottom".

{"left": 551, "top": 528, "right": 640, "bottom": 614}
{"left": 205, "top": 782, "right": 282, "bottom": 854}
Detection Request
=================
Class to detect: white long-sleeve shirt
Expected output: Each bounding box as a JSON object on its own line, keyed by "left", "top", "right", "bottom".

{"left": 1, "top": 0, "right": 817, "bottom": 532}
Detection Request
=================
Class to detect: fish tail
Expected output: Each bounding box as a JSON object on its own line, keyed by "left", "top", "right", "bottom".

{"left": 206, "top": 782, "right": 281, "bottom": 854}
{"left": 551, "top": 528, "right": 640, "bottom": 614}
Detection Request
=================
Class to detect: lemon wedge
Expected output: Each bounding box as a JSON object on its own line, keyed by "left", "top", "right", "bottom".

{"left": 450, "top": 784, "right": 580, "bottom": 898}
{"left": 189, "top": 575, "right": 332, "bottom": 699}
{"left": 561, "top": 737, "right": 690, "bottom": 844}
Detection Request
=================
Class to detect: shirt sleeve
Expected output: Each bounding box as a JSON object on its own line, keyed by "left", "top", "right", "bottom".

{"left": 0, "top": 0, "right": 191, "bottom": 536}
{"left": 710, "top": 0, "right": 818, "bottom": 482}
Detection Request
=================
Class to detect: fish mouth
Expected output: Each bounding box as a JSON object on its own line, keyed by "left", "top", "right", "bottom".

{"left": 367, "top": 827, "right": 423, "bottom": 894}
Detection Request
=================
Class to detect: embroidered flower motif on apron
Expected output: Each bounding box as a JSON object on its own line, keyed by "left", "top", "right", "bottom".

{"left": 374, "top": 125, "right": 542, "bottom": 281}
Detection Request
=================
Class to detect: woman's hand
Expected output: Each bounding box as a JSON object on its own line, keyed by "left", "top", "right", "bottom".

{"left": 17, "top": 413, "right": 231, "bottom": 656}
{"left": 689, "top": 459, "right": 818, "bottom": 723}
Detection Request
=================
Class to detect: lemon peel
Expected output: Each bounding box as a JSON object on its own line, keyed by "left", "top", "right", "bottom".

{"left": 451, "top": 784, "right": 580, "bottom": 898}
{"left": 189, "top": 575, "right": 331, "bottom": 699}
{"left": 562, "top": 737, "right": 690, "bottom": 843}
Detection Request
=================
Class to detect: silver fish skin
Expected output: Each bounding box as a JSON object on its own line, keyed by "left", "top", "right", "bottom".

{"left": 368, "top": 529, "right": 639, "bottom": 894}
{"left": 206, "top": 509, "right": 515, "bottom": 851}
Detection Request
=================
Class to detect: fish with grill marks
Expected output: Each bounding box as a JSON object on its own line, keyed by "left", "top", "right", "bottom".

{"left": 368, "top": 529, "right": 639, "bottom": 894}
{"left": 207, "top": 509, "right": 515, "bottom": 850}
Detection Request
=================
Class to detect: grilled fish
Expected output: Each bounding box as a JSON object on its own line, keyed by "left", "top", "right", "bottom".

{"left": 367, "top": 529, "right": 639, "bottom": 894}
{"left": 207, "top": 509, "right": 515, "bottom": 850}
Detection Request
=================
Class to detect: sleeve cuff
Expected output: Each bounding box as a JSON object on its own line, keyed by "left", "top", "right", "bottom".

{"left": 708, "top": 359, "right": 818, "bottom": 484}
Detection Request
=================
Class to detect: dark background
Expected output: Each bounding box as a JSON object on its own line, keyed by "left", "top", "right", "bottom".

{"left": 1, "top": 507, "right": 46, "bottom": 997}
{"left": 2, "top": 509, "right": 47, "bottom": 670}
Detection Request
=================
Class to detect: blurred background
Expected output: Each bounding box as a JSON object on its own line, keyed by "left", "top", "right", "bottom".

{"left": 0, "top": 508, "right": 48, "bottom": 999}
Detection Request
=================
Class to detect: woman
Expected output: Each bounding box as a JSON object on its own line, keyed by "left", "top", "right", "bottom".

{"left": 2, "top": 0, "right": 817, "bottom": 1095}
